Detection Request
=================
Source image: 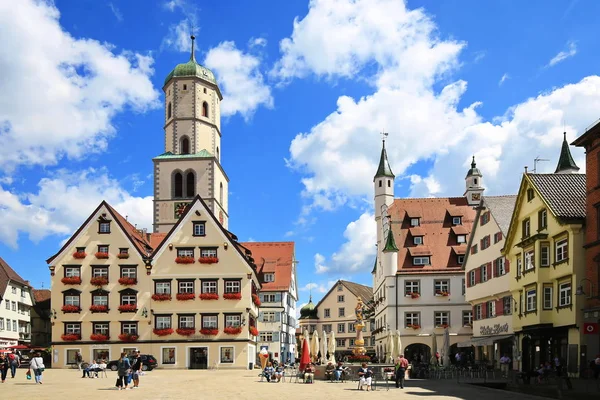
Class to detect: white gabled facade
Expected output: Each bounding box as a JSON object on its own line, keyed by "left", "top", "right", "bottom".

{"left": 0, "top": 259, "right": 34, "bottom": 348}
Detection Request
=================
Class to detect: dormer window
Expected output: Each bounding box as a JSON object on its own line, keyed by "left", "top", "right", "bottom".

{"left": 98, "top": 221, "right": 111, "bottom": 234}
{"left": 457, "top": 255, "right": 465, "bottom": 264}
{"left": 452, "top": 216, "right": 462, "bottom": 225}
{"left": 264, "top": 273, "right": 275, "bottom": 283}
{"left": 413, "top": 236, "right": 423, "bottom": 245}
{"left": 410, "top": 218, "right": 420, "bottom": 227}
{"left": 413, "top": 257, "right": 430, "bottom": 266}
{"left": 457, "top": 235, "right": 466, "bottom": 244}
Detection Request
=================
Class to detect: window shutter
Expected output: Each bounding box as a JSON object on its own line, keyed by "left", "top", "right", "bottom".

{"left": 479, "top": 239, "right": 484, "bottom": 249}
{"left": 481, "top": 303, "right": 487, "bottom": 319}
{"left": 275, "top": 293, "right": 282, "bottom": 302}
{"left": 466, "top": 274, "right": 471, "bottom": 288}
{"left": 259, "top": 293, "right": 265, "bottom": 303}
{"left": 475, "top": 268, "right": 480, "bottom": 284}
{"left": 480, "top": 215, "right": 484, "bottom": 225}
{"left": 275, "top": 312, "right": 281, "bottom": 322}
{"left": 272, "top": 331, "right": 280, "bottom": 342}
{"left": 505, "top": 258, "right": 510, "bottom": 273}
{"left": 258, "top": 312, "right": 264, "bottom": 322}
{"left": 472, "top": 306, "right": 477, "bottom": 320}
{"left": 496, "top": 299, "right": 504, "bottom": 316}
{"left": 487, "top": 262, "right": 493, "bottom": 279}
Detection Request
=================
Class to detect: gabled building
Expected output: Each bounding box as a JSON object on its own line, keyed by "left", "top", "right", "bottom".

{"left": 462, "top": 195, "right": 517, "bottom": 362}
{"left": 505, "top": 136, "right": 586, "bottom": 373}
{"left": 0, "top": 257, "right": 34, "bottom": 347}
{"left": 240, "top": 242, "right": 298, "bottom": 364}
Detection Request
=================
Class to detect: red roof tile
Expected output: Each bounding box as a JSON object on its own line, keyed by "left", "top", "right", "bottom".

{"left": 240, "top": 242, "right": 295, "bottom": 292}
{"left": 451, "top": 225, "right": 469, "bottom": 235}
{"left": 33, "top": 289, "right": 51, "bottom": 303}
{"left": 451, "top": 245, "right": 467, "bottom": 255}
{"left": 105, "top": 204, "right": 154, "bottom": 256}
{"left": 389, "top": 197, "right": 476, "bottom": 273}
{"left": 409, "top": 227, "right": 426, "bottom": 236}
{"left": 0, "top": 257, "right": 29, "bottom": 298}
{"left": 149, "top": 233, "right": 167, "bottom": 250}
{"left": 407, "top": 246, "right": 433, "bottom": 256}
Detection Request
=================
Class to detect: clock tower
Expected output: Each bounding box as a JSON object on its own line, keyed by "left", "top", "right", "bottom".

{"left": 464, "top": 156, "right": 484, "bottom": 206}
{"left": 153, "top": 36, "right": 229, "bottom": 233}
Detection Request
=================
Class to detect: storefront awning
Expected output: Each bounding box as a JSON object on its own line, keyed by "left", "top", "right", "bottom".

{"left": 457, "top": 334, "right": 513, "bottom": 348}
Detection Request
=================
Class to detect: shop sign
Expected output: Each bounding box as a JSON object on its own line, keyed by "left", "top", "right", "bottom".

{"left": 480, "top": 323, "right": 509, "bottom": 336}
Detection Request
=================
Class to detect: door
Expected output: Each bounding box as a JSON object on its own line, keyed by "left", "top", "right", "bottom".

{"left": 189, "top": 347, "right": 208, "bottom": 369}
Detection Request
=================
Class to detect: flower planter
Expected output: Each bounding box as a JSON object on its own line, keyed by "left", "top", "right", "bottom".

{"left": 153, "top": 328, "right": 174, "bottom": 337}
{"left": 249, "top": 326, "right": 259, "bottom": 336}
{"left": 200, "top": 328, "right": 219, "bottom": 336}
{"left": 223, "top": 326, "right": 243, "bottom": 335}
{"left": 348, "top": 355, "right": 370, "bottom": 363}
{"left": 407, "top": 325, "right": 421, "bottom": 330}
{"left": 61, "top": 334, "right": 81, "bottom": 341}
{"left": 90, "top": 334, "right": 110, "bottom": 341}
{"left": 118, "top": 304, "right": 137, "bottom": 313}
{"left": 252, "top": 294, "right": 261, "bottom": 307}
{"left": 118, "top": 333, "right": 139, "bottom": 342}
{"left": 175, "top": 256, "right": 195, "bottom": 264}
{"left": 199, "top": 293, "right": 219, "bottom": 300}
{"left": 117, "top": 253, "right": 130, "bottom": 259}
{"left": 152, "top": 293, "right": 172, "bottom": 301}
{"left": 61, "top": 305, "right": 81, "bottom": 313}
{"left": 61, "top": 276, "right": 82, "bottom": 285}
{"left": 176, "top": 293, "right": 195, "bottom": 301}
{"left": 72, "top": 251, "right": 86, "bottom": 259}
{"left": 176, "top": 328, "right": 196, "bottom": 336}
{"left": 223, "top": 292, "right": 242, "bottom": 300}
{"left": 89, "top": 305, "right": 109, "bottom": 313}
{"left": 435, "top": 291, "right": 450, "bottom": 297}
{"left": 436, "top": 324, "right": 449, "bottom": 329}
{"left": 90, "top": 277, "right": 108, "bottom": 287}
{"left": 118, "top": 277, "right": 137, "bottom": 286}
{"left": 199, "top": 256, "right": 219, "bottom": 264}
{"left": 406, "top": 293, "right": 420, "bottom": 299}
{"left": 95, "top": 252, "right": 109, "bottom": 259}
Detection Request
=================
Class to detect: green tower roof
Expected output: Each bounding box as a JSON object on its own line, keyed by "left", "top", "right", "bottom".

{"left": 164, "top": 35, "right": 217, "bottom": 86}
{"left": 465, "top": 156, "right": 482, "bottom": 178}
{"left": 374, "top": 140, "right": 395, "bottom": 180}
{"left": 555, "top": 132, "right": 580, "bottom": 173}
{"left": 383, "top": 225, "right": 399, "bottom": 252}
{"left": 299, "top": 296, "right": 318, "bottom": 319}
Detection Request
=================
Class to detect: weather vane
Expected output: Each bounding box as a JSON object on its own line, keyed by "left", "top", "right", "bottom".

{"left": 380, "top": 130, "right": 389, "bottom": 142}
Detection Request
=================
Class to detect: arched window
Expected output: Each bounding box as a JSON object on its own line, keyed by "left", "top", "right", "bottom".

{"left": 219, "top": 182, "right": 223, "bottom": 205}
{"left": 167, "top": 102, "right": 172, "bottom": 119}
{"left": 216, "top": 146, "right": 220, "bottom": 161}
{"left": 387, "top": 180, "right": 391, "bottom": 188}
{"left": 474, "top": 178, "right": 478, "bottom": 185}
{"left": 181, "top": 137, "right": 190, "bottom": 155}
{"left": 379, "top": 180, "right": 382, "bottom": 188}
{"left": 186, "top": 172, "right": 195, "bottom": 197}
{"left": 174, "top": 172, "right": 183, "bottom": 198}
{"left": 202, "top": 102, "right": 209, "bottom": 117}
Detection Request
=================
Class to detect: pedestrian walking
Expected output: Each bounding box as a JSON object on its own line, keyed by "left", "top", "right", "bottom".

{"left": 29, "top": 352, "right": 45, "bottom": 384}
{"left": 115, "top": 352, "right": 132, "bottom": 390}
{"left": 0, "top": 353, "right": 9, "bottom": 383}
{"left": 75, "top": 351, "right": 83, "bottom": 371}
{"left": 8, "top": 351, "right": 19, "bottom": 378}
{"left": 395, "top": 354, "right": 409, "bottom": 389}
{"left": 131, "top": 351, "right": 143, "bottom": 388}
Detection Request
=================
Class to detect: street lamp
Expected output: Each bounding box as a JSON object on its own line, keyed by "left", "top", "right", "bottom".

{"left": 576, "top": 278, "right": 596, "bottom": 298}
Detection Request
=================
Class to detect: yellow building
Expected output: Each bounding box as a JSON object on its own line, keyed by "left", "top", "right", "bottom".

{"left": 504, "top": 142, "right": 585, "bottom": 373}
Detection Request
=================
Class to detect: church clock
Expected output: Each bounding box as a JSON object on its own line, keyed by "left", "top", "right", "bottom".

{"left": 174, "top": 202, "right": 190, "bottom": 219}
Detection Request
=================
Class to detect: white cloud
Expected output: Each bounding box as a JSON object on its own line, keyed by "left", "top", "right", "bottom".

{"left": 547, "top": 41, "right": 577, "bottom": 67}
{"left": 0, "top": 0, "right": 159, "bottom": 171}
{"left": 246, "top": 237, "right": 256, "bottom": 242}
{"left": 314, "top": 253, "right": 329, "bottom": 274}
{"left": 249, "top": 37, "right": 267, "bottom": 48}
{"left": 0, "top": 168, "right": 153, "bottom": 248}
{"left": 299, "top": 282, "right": 328, "bottom": 294}
{"left": 204, "top": 41, "right": 273, "bottom": 121}
{"left": 108, "top": 3, "right": 123, "bottom": 22}
{"left": 162, "top": 19, "right": 197, "bottom": 52}
{"left": 499, "top": 73, "right": 510, "bottom": 86}
{"left": 284, "top": 231, "right": 294, "bottom": 237}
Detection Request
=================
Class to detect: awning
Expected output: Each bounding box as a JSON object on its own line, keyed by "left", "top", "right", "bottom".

{"left": 457, "top": 334, "right": 513, "bottom": 348}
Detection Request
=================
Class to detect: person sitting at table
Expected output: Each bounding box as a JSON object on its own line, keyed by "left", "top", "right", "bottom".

{"left": 81, "top": 360, "right": 100, "bottom": 378}
{"left": 303, "top": 363, "right": 315, "bottom": 383}
{"left": 325, "top": 362, "right": 335, "bottom": 381}
{"left": 263, "top": 362, "right": 275, "bottom": 382}
{"left": 274, "top": 363, "right": 285, "bottom": 382}
{"left": 334, "top": 361, "right": 346, "bottom": 381}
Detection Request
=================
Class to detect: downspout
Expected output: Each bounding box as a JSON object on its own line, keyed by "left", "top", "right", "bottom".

{"left": 395, "top": 273, "right": 399, "bottom": 331}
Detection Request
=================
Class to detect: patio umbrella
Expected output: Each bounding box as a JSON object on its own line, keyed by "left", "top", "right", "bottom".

{"left": 303, "top": 329, "right": 310, "bottom": 359}
{"left": 9, "top": 345, "right": 28, "bottom": 350}
{"left": 430, "top": 331, "right": 438, "bottom": 365}
{"left": 299, "top": 338, "right": 311, "bottom": 371}
{"left": 387, "top": 331, "right": 395, "bottom": 363}
{"left": 442, "top": 328, "right": 450, "bottom": 366}
{"left": 311, "top": 330, "right": 320, "bottom": 362}
{"left": 395, "top": 330, "right": 403, "bottom": 359}
{"left": 322, "top": 331, "right": 329, "bottom": 362}
{"left": 328, "top": 330, "right": 336, "bottom": 364}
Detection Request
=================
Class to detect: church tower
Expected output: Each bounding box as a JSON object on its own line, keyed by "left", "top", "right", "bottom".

{"left": 153, "top": 36, "right": 229, "bottom": 233}
{"left": 554, "top": 132, "right": 580, "bottom": 174}
{"left": 464, "top": 156, "right": 484, "bottom": 206}
{"left": 374, "top": 139, "right": 395, "bottom": 256}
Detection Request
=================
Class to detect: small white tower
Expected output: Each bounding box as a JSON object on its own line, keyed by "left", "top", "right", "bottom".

{"left": 464, "top": 156, "right": 484, "bottom": 206}
{"left": 374, "top": 139, "right": 395, "bottom": 251}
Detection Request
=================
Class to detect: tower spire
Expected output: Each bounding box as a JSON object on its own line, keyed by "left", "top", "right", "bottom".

{"left": 554, "top": 132, "right": 579, "bottom": 174}
{"left": 374, "top": 134, "right": 395, "bottom": 180}
{"left": 383, "top": 223, "right": 399, "bottom": 252}
{"left": 189, "top": 35, "right": 196, "bottom": 62}
{"left": 471, "top": 155, "right": 476, "bottom": 169}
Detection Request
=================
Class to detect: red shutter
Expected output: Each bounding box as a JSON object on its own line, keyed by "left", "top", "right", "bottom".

{"left": 480, "top": 215, "right": 485, "bottom": 225}
{"left": 496, "top": 299, "right": 504, "bottom": 316}
{"left": 505, "top": 258, "right": 510, "bottom": 273}
{"left": 466, "top": 272, "right": 471, "bottom": 288}
{"left": 472, "top": 306, "right": 477, "bottom": 321}
{"left": 481, "top": 303, "right": 487, "bottom": 319}
{"left": 475, "top": 268, "right": 481, "bottom": 284}
{"left": 497, "top": 232, "right": 503, "bottom": 241}
{"left": 487, "top": 262, "right": 493, "bottom": 279}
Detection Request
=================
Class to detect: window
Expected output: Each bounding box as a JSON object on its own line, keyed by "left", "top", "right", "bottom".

{"left": 481, "top": 235, "right": 491, "bottom": 250}
{"left": 219, "top": 182, "right": 223, "bottom": 204}
{"left": 202, "top": 102, "right": 209, "bottom": 117}
{"left": 462, "top": 278, "right": 466, "bottom": 295}
{"left": 434, "top": 312, "right": 449, "bottom": 327}
{"left": 481, "top": 212, "right": 490, "bottom": 225}
{"left": 92, "top": 322, "right": 109, "bottom": 336}
{"left": 178, "top": 280, "right": 194, "bottom": 294}
{"left": 181, "top": 137, "right": 190, "bottom": 154}
{"left": 200, "top": 248, "right": 218, "bottom": 258}
{"left": 12, "top": 320, "right": 16, "bottom": 331}
{"left": 555, "top": 238, "right": 568, "bottom": 263}
{"left": 336, "top": 339, "right": 346, "bottom": 347}
{"left": 203, "top": 87, "right": 207, "bottom": 94}
{"left": 496, "top": 257, "right": 506, "bottom": 276}
{"left": 543, "top": 286, "right": 553, "bottom": 310}
{"left": 183, "top": 84, "right": 187, "bottom": 90}
{"left": 337, "top": 295, "right": 345, "bottom": 302}
{"left": 11, "top": 301, "right": 16, "bottom": 311}
{"left": 201, "top": 280, "right": 217, "bottom": 294}
{"left": 452, "top": 216, "right": 462, "bottom": 225}
{"left": 503, "top": 297, "right": 512, "bottom": 315}
{"left": 458, "top": 255, "right": 465, "bottom": 265}
{"left": 185, "top": 172, "right": 195, "bottom": 197}
{"left": 524, "top": 250, "right": 534, "bottom": 271}
{"left": 526, "top": 288, "right": 537, "bottom": 312}
{"left": 475, "top": 304, "right": 482, "bottom": 320}
{"left": 262, "top": 312, "right": 276, "bottom": 322}
{"left": 155, "top": 281, "right": 171, "bottom": 294}
{"left": 405, "top": 312, "right": 420, "bottom": 327}
{"left": 174, "top": 172, "right": 183, "bottom": 198}
{"left": 162, "top": 347, "right": 176, "bottom": 364}
{"left": 167, "top": 102, "right": 172, "bottom": 119}
{"left": 0, "top": 318, "right": 3, "bottom": 331}
{"left": 121, "top": 322, "right": 138, "bottom": 335}
{"left": 434, "top": 280, "right": 450, "bottom": 294}
{"left": 538, "top": 209, "right": 547, "bottom": 230}
{"left": 527, "top": 188, "right": 535, "bottom": 201}
{"left": 259, "top": 332, "right": 274, "bottom": 342}
{"left": 487, "top": 301, "right": 495, "bottom": 317}
{"left": 522, "top": 218, "right": 530, "bottom": 238}
{"left": 225, "top": 314, "right": 241, "bottom": 327}
{"left": 92, "top": 267, "right": 108, "bottom": 278}
{"left": 338, "top": 308, "right": 345, "bottom": 317}
{"left": 64, "top": 294, "right": 80, "bottom": 307}
{"left": 65, "top": 266, "right": 81, "bottom": 277}
{"left": 120, "top": 267, "right": 136, "bottom": 281}
{"left": 262, "top": 293, "right": 276, "bottom": 302}
{"left": 558, "top": 282, "right": 571, "bottom": 307}
{"left": 178, "top": 315, "right": 195, "bottom": 329}
{"left": 413, "top": 236, "right": 423, "bottom": 245}
{"left": 516, "top": 254, "right": 522, "bottom": 277}
{"left": 457, "top": 235, "right": 466, "bottom": 244}
{"left": 323, "top": 324, "right": 332, "bottom": 333}
{"left": 119, "top": 248, "right": 129, "bottom": 256}
{"left": 410, "top": 218, "right": 420, "bottom": 227}
{"left": 413, "top": 257, "right": 430, "bottom": 265}
{"left": 337, "top": 323, "right": 345, "bottom": 333}
{"left": 405, "top": 280, "right": 420, "bottom": 295}
{"left": 324, "top": 309, "right": 330, "bottom": 318}
{"left": 348, "top": 323, "right": 356, "bottom": 333}
{"left": 99, "top": 222, "right": 110, "bottom": 233}
{"left": 468, "top": 270, "right": 475, "bottom": 286}
{"left": 92, "top": 291, "right": 108, "bottom": 306}
{"left": 220, "top": 347, "right": 234, "bottom": 364}
{"left": 471, "top": 244, "right": 478, "bottom": 255}
{"left": 65, "top": 322, "right": 81, "bottom": 335}
{"left": 349, "top": 339, "right": 355, "bottom": 346}
{"left": 493, "top": 232, "right": 503, "bottom": 244}
{"left": 11, "top": 286, "right": 16, "bottom": 294}
{"left": 540, "top": 243, "right": 550, "bottom": 267}
{"left": 264, "top": 273, "right": 275, "bottom": 282}
{"left": 224, "top": 280, "right": 240, "bottom": 293}
{"left": 120, "top": 291, "right": 137, "bottom": 306}
{"left": 202, "top": 315, "right": 218, "bottom": 329}
{"left": 193, "top": 222, "right": 206, "bottom": 236}
{"left": 480, "top": 265, "right": 488, "bottom": 282}
{"left": 337, "top": 285, "right": 343, "bottom": 291}
{"left": 462, "top": 311, "right": 473, "bottom": 327}
{"left": 177, "top": 248, "right": 194, "bottom": 258}
{"left": 98, "top": 244, "right": 109, "bottom": 254}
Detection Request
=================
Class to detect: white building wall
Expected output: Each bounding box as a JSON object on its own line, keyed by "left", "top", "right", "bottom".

{"left": 0, "top": 282, "right": 33, "bottom": 347}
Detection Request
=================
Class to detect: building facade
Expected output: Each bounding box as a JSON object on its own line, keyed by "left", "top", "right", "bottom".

{"left": 462, "top": 195, "right": 517, "bottom": 364}
{"left": 372, "top": 141, "right": 476, "bottom": 363}
{"left": 242, "top": 242, "right": 298, "bottom": 364}
{"left": 31, "top": 289, "right": 52, "bottom": 349}
{"left": 573, "top": 122, "right": 600, "bottom": 360}
{"left": 0, "top": 258, "right": 34, "bottom": 347}
{"left": 505, "top": 137, "right": 585, "bottom": 373}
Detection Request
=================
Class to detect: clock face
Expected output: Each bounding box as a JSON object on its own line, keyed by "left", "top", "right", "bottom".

{"left": 174, "top": 202, "right": 190, "bottom": 219}
{"left": 472, "top": 193, "right": 481, "bottom": 201}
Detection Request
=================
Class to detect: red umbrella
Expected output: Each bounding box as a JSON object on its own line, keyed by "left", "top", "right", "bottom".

{"left": 9, "top": 345, "right": 29, "bottom": 350}
{"left": 299, "top": 338, "right": 310, "bottom": 371}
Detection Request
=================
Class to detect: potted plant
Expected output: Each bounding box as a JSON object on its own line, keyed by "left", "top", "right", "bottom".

{"left": 223, "top": 292, "right": 242, "bottom": 300}
{"left": 118, "top": 333, "right": 139, "bottom": 342}
{"left": 252, "top": 294, "right": 261, "bottom": 306}
{"left": 153, "top": 328, "right": 174, "bottom": 336}
{"left": 118, "top": 277, "right": 137, "bottom": 286}
{"left": 118, "top": 304, "right": 137, "bottom": 313}
{"left": 249, "top": 326, "right": 259, "bottom": 336}
{"left": 176, "top": 328, "right": 196, "bottom": 336}
{"left": 72, "top": 251, "right": 86, "bottom": 259}
{"left": 89, "top": 305, "right": 108, "bottom": 313}
{"left": 175, "top": 256, "right": 195, "bottom": 264}
{"left": 409, "top": 324, "right": 421, "bottom": 330}
{"left": 435, "top": 290, "right": 450, "bottom": 297}
{"left": 61, "top": 276, "right": 82, "bottom": 285}
{"left": 95, "top": 252, "right": 109, "bottom": 259}
{"left": 117, "top": 253, "right": 130, "bottom": 259}
{"left": 200, "top": 328, "right": 219, "bottom": 336}
{"left": 199, "top": 256, "right": 219, "bottom": 264}
{"left": 199, "top": 292, "right": 219, "bottom": 300}
{"left": 176, "top": 293, "right": 195, "bottom": 301}
{"left": 223, "top": 326, "right": 243, "bottom": 335}
{"left": 61, "top": 305, "right": 81, "bottom": 313}
{"left": 152, "top": 293, "right": 171, "bottom": 301}
{"left": 406, "top": 292, "right": 420, "bottom": 299}
{"left": 61, "top": 333, "right": 81, "bottom": 341}
{"left": 90, "top": 276, "right": 108, "bottom": 286}
{"left": 90, "top": 334, "right": 110, "bottom": 341}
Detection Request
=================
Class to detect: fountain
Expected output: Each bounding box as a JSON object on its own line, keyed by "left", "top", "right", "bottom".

{"left": 352, "top": 298, "right": 367, "bottom": 357}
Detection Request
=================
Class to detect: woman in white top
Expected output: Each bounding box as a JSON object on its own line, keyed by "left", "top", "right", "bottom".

{"left": 29, "top": 352, "right": 45, "bottom": 384}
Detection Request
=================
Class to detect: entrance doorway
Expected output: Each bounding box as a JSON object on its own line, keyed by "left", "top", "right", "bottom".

{"left": 189, "top": 347, "right": 208, "bottom": 369}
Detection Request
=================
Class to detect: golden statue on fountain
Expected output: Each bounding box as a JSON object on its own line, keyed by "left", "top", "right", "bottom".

{"left": 353, "top": 298, "right": 366, "bottom": 356}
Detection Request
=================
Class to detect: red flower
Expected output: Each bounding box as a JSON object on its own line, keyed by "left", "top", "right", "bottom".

{"left": 249, "top": 326, "right": 259, "bottom": 336}
{"left": 61, "top": 305, "right": 81, "bottom": 313}
{"left": 153, "top": 328, "right": 174, "bottom": 336}
{"left": 118, "top": 277, "right": 137, "bottom": 286}
{"left": 410, "top": 292, "right": 420, "bottom": 299}
{"left": 199, "top": 256, "right": 219, "bottom": 264}
{"left": 61, "top": 276, "right": 82, "bottom": 285}
{"left": 72, "top": 251, "right": 86, "bottom": 259}
{"left": 118, "top": 333, "right": 139, "bottom": 342}
{"left": 176, "top": 328, "right": 196, "bottom": 336}
{"left": 95, "top": 252, "right": 109, "bottom": 259}
{"left": 90, "top": 334, "right": 109, "bottom": 341}
{"left": 252, "top": 294, "right": 261, "bottom": 307}
{"left": 90, "top": 276, "right": 108, "bottom": 286}
{"left": 118, "top": 304, "right": 137, "bottom": 312}
{"left": 175, "top": 256, "right": 195, "bottom": 264}
{"left": 89, "top": 305, "right": 108, "bottom": 313}
{"left": 61, "top": 334, "right": 81, "bottom": 341}
{"left": 200, "top": 328, "right": 219, "bottom": 336}
{"left": 223, "top": 326, "right": 242, "bottom": 335}
{"left": 152, "top": 293, "right": 172, "bottom": 301}
{"left": 223, "top": 292, "right": 242, "bottom": 300}
{"left": 176, "top": 293, "right": 195, "bottom": 301}
{"left": 117, "top": 253, "right": 130, "bottom": 259}
{"left": 348, "top": 355, "right": 371, "bottom": 362}
{"left": 199, "top": 292, "right": 219, "bottom": 300}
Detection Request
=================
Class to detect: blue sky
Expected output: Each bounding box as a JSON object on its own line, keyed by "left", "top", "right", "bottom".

{"left": 1, "top": 0, "right": 599, "bottom": 308}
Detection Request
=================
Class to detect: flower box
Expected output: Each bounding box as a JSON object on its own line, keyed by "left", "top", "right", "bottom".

{"left": 176, "top": 293, "right": 195, "bottom": 301}
{"left": 175, "top": 256, "right": 195, "bottom": 264}
{"left": 118, "top": 277, "right": 137, "bottom": 286}
{"left": 72, "top": 251, "right": 86, "bottom": 259}
{"left": 435, "top": 290, "right": 450, "bottom": 297}
{"left": 407, "top": 324, "right": 421, "bottom": 330}
{"left": 200, "top": 328, "right": 219, "bottom": 336}
{"left": 90, "top": 334, "right": 110, "bottom": 341}
{"left": 249, "top": 326, "right": 259, "bottom": 336}
{"left": 90, "top": 276, "right": 108, "bottom": 286}
{"left": 118, "top": 304, "right": 137, "bottom": 313}
{"left": 176, "top": 328, "right": 196, "bottom": 336}
{"left": 89, "top": 305, "right": 108, "bottom": 313}
{"left": 223, "top": 292, "right": 242, "bottom": 300}
{"left": 199, "top": 256, "right": 219, "bottom": 264}
{"left": 61, "top": 276, "right": 82, "bottom": 285}
{"left": 117, "top": 253, "right": 130, "bottom": 259}
{"left": 348, "top": 355, "right": 370, "bottom": 363}
{"left": 152, "top": 293, "right": 172, "bottom": 301}
{"left": 61, "top": 334, "right": 81, "bottom": 341}
{"left": 61, "top": 305, "right": 81, "bottom": 313}
{"left": 252, "top": 294, "right": 261, "bottom": 307}
{"left": 118, "top": 333, "right": 139, "bottom": 342}
{"left": 95, "top": 252, "right": 109, "bottom": 259}
{"left": 223, "top": 326, "right": 243, "bottom": 335}
{"left": 436, "top": 324, "right": 450, "bottom": 329}
{"left": 406, "top": 292, "right": 420, "bottom": 299}
{"left": 199, "top": 292, "right": 219, "bottom": 300}
{"left": 153, "top": 328, "right": 174, "bottom": 337}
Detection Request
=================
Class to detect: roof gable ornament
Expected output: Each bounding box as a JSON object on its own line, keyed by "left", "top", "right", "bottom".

{"left": 374, "top": 132, "right": 395, "bottom": 180}
{"left": 555, "top": 132, "right": 580, "bottom": 174}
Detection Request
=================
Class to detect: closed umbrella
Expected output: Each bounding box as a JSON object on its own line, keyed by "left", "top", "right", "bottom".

{"left": 430, "top": 331, "right": 438, "bottom": 365}
{"left": 311, "top": 330, "right": 320, "bottom": 363}
{"left": 322, "top": 331, "right": 329, "bottom": 362}
{"left": 387, "top": 331, "right": 395, "bottom": 363}
{"left": 328, "top": 330, "right": 336, "bottom": 364}
{"left": 299, "top": 338, "right": 311, "bottom": 371}
{"left": 442, "top": 328, "right": 450, "bottom": 366}
{"left": 303, "top": 329, "right": 310, "bottom": 359}
{"left": 395, "top": 330, "right": 403, "bottom": 359}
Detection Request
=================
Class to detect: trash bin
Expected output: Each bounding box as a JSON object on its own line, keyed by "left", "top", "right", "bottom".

{"left": 249, "top": 362, "right": 254, "bottom": 370}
